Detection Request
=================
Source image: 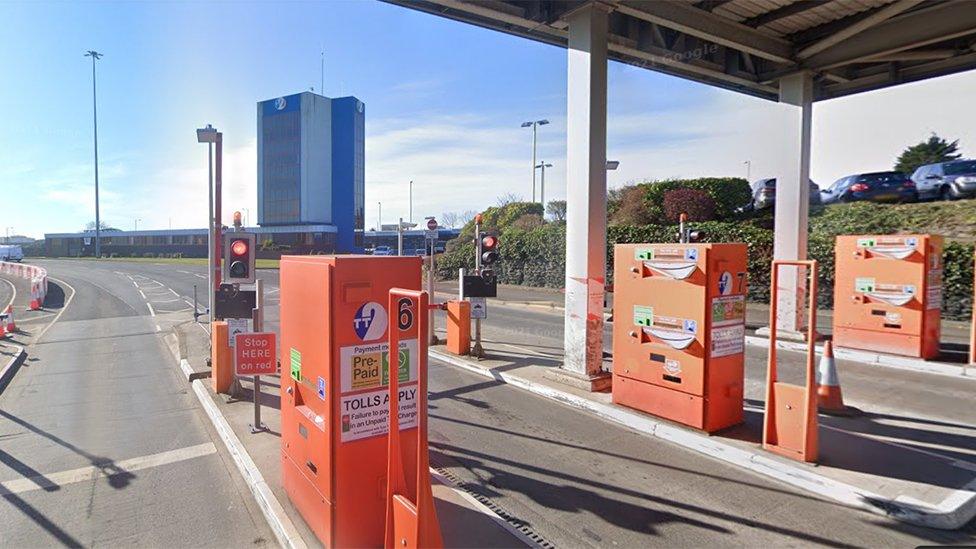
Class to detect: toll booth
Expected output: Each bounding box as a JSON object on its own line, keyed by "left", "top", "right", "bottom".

{"left": 833, "top": 234, "right": 943, "bottom": 359}
{"left": 612, "top": 243, "right": 748, "bottom": 433}
{"left": 280, "top": 255, "right": 423, "bottom": 547}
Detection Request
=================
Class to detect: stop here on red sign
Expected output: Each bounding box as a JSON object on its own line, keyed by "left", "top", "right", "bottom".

{"left": 234, "top": 332, "right": 278, "bottom": 376}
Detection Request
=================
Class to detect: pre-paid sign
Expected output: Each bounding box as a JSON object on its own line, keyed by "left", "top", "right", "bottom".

{"left": 234, "top": 332, "right": 278, "bottom": 376}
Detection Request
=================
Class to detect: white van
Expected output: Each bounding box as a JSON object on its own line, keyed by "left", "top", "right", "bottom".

{"left": 0, "top": 245, "right": 24, "bottom": 262}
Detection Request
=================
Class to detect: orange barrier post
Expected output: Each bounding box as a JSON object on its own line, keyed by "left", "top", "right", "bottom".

{"left": 445, "top": 300, "right": 471, "bottom": 356}
{"left": 211, "top": 321, "right": 234, "bottom": 394}
{"left": 5, "top": 305, "right": 16, "bottom": 333}
{"left": 385, "top": 289, "right": 442, "bottom": 549}
{"left": 764, "top": 260, "right": 819, "bottom": 463}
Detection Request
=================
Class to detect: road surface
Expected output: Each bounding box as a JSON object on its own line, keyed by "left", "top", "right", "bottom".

{"left": 4, "top": 259, "right": 972, "bottom": 548}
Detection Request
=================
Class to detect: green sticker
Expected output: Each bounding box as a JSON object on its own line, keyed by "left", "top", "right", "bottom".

{"left": 381, "top": 348, "right": 411, "bottom": 384}
{"left": 633, "top": 305, "right": 654, "bottom": 327}
{"left": 290, "top": 347, "right": 302, "bottom": 382}
{"left": 854, "top": 277, "right": 875, "bottom": 293}
{"left": 635, "top": 248, "right": 654, "bottom": 260}
{"left": 856, "top": 238, "right": 876, "bottom": 248}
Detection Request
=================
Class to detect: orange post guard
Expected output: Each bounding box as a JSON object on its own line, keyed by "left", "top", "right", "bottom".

{"left": 211, "top": 321, "right": 234, "bottom": 394}
{"left": 833, "top": 234, "right": 942, "bottom": 359}
{"left": 385, "top": 288, "right": 442, "bottom": 549}
{"left": 445, "top": 300, "right": 471, "bottom": 356}
{"left": 612, "top": 242, "right": 748, "bottom": 433}
{"left": 764, "top": 260, "right": 819, "bottom": 463}
{"left": 280, "top": 255, "right": 424, "bottom": 547}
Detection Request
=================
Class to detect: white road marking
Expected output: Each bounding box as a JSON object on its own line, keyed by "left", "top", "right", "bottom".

{"left": 193, "top": 273, "right": 207, "bottom": 279}
{"left": 146, "top": 302, "right": 156, "bottom": 317}
{"left": 1, "top": 277, "right": 16, "bottom": 311}
{"left": 0, "top": 442, "right": 217, "bottom": 497}
{"left": 34, "top": 276, "right": 77, "bottom": 345}
{"left": 177, "top": 270, "right": 193, "bottom": 275}
{"left": 155, "top": 324, "right": 161, "bottom": 332}
{"left": 168, "top": 288, "right": 180, "bottom": 297}
{"left": 138, "top": 289, "right": 146, "bottom": 299}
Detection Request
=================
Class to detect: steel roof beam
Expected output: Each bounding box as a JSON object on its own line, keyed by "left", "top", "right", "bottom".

{"left": 742, "top": 1, "right": 823, "bottom": 28}
{"left": 797, "top": 0, "right": 925, "bottom": 59}
{"left": 615, "top": 0, "right": 796, "bottom": 64}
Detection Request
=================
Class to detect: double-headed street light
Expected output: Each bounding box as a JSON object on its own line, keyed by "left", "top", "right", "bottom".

{"left": 521, "top": 119, "right": 549, "bottom": 203}
{"left": 534, "top": 161, "right": 553, "bottom": 207}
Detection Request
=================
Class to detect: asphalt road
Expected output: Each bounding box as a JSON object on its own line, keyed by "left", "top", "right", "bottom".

{"left": 0, "top": 260, "right": 273, "bottom": 547}
{"left": 9, "top": 259, "right": 974, "bottom": 548}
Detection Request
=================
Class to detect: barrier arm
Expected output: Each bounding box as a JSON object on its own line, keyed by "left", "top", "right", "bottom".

{"left": 763, "top": 260, "right": 819, "bottom": 463}
{"left": 386, "top": 288, "right": 442, "bottom": 549}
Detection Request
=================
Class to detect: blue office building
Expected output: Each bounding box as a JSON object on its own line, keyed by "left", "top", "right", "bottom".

{"left": 257, "top": 92, "right": 364, "bottom": 252}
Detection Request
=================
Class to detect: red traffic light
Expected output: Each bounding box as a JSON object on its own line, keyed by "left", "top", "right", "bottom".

{"left": 481, "top": 235, "right": 498, "bottom": 250}
{"left": 231, "top": 239, "right": 248, "bottom": 256}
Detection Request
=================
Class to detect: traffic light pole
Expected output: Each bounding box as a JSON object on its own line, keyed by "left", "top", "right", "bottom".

{"left": 250, "top": 277, "right": 267, "bottom": 433}
{"left": 429, "top": 236, "right": 438, "bottom": 345}
{"left": 472, "top": 217, "right": 484, "bottom": 358}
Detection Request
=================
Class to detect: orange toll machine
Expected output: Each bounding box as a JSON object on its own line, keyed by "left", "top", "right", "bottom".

{"left": 612, "top": 243, "right": 748, "bottom": 433}
{"left": 280, "top": 255, "right": 425, "bottom": 547}
{"left": 833, "top": 234, "right": 943, "bottom": 359}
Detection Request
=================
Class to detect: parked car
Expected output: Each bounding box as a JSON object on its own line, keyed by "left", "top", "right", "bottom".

{"left": 372, "top": 245, "right": 394, "bottom": 256}
{"left": 0, "top": 245, "right": 24, "bottom": 262}
{"left": 745, "top": 178, "right": 821, "bottom": 211}
{"left": 413, "top": 248, "right": 427, "bottom": 257}
{"left": 820, "top": 171, "right": 916, "bottom": 204}
{"left": 911, "top": 159, "right": 976, "bottom": 200}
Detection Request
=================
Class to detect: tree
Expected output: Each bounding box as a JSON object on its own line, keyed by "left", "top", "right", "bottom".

{"left": 440, "top": 211, "right": 460, "bottom": 228}
{"left": 894, "top": 133, "right": 961, "bottom": 175}
{"left": 609, "top": 186, "right": 653, "bottom": 226}
{"left": 546, "top": 200, "right": 567, "bottom": 222}
{"left": 84, "top": 221, "right": 118, "bottom": 232}
{"left": 458, "top": 210, "right": 477, "bottom": 226}
{"left": 496, "top": 192, "right": 523, "bottom": 206}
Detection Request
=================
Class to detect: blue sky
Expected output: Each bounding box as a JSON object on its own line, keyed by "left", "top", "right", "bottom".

{"left": 3, "top": 1, "right": 976, "bottom": 238}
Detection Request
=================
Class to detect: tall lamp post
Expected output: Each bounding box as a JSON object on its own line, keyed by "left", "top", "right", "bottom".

{"left": 534, "top": 161, "right": 553, "bottom": 208}
{"left": 744, "top": 160, "right": 752, "bottom": 181}
{"left": 197, "top": 124, "right": 222, "bottom": 322}
{"left": 377, "top": 202, "right": 382, "bottom": 230}
{"left": 521, "top": 119, "right": 549, "bottom": 202}
{"left": 85, "top": 50, "right": 103, "bottom": 257}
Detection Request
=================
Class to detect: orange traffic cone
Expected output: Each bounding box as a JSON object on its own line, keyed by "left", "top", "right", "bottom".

{"left": 4, "top": 305, "right": 15, "bottom": 333}
{"left": 817, "top": 340, "right": 856, "bottom": 416}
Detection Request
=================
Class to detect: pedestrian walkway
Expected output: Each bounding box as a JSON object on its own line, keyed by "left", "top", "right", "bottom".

{"left": 169, "top": 319, "right": 531, "bottom": 548}
{"left": 428, "top": 307, "right": 976, "bottom": 530}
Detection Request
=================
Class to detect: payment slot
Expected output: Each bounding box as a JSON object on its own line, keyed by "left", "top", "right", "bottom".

{"left": 280, "top": 255, "right": 423, "bottom": 547}
{"left": 612, "top": 243, "right": 748, "bottom": 433}
{"left": 833, "top": 234, "right": 943, "bottom": 359}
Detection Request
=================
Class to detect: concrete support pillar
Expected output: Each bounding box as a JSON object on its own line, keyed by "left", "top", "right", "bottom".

{"left": 557, "top": 4, "right": 611, "bottom": 391}
{"left": 774, "top": 72, "right": 814, "bottom": 334}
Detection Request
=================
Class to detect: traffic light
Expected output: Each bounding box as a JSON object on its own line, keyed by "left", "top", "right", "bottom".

{"left": 222, "top": 232, "right": 257, "bottom": 284}
{"left": 481, "top": 235, "right": 500, "bottom": 266}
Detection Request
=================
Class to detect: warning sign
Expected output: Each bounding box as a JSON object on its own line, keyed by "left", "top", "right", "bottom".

{"left": 710, "top": 325, "right": 745, "bottom": 358}
{"left": 339, "top": 386, "right": 418, "bottom": 443}
{"left": 339, "top": 340, "right": 418, "bottom": 393}
{"left": 227, "top": 318, "right": 251, "bottom": 348}
{"left": 711, "top": 295, "right": 745, "bottom": 327}
{"left": 926, "top": 285, "right": 943, "bottom": 310}
{"left": 337, "top": 339, "right": 420, "bottom": 442}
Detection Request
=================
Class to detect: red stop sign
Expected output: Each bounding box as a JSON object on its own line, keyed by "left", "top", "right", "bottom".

{"left": 427, "top": 218, "right": 437, "bottom": 230}
{"left": 234, "top": 332, "right": 277, "bottom": 376}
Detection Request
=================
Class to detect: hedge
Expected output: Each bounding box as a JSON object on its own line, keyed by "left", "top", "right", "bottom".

{"left": 439, "top": 219, "right": 974, "bottom": 321}
{"left": 636, "top": 177, "right": 752, "bottom": 224}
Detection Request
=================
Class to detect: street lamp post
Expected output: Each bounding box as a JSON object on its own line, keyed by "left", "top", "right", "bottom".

{"left": 521, "top": 119, "right": 549, "bottom": 203}
{"left": 377, "top": 202, "right": 382, "bottom": 231}
{"left": 134, "top": 218, "right": 141, "bottom": 231}
{"left": 85, "top": 50, "right": 103, "bottom": 258}
{"left": 409, "top": 180, "right": 413, "bottom": 223}
{"left": 534, "top": 161, "right": 553, "bottom": 208}
{"left": 197, "top": 124, "right": 222, "bottom": 322}
{"left": 744, "top": 160, "right": 752, "bottom": 181}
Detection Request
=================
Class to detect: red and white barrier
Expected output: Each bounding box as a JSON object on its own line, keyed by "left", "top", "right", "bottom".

{"left": 0, "top": 261, "right": 47, "bottom": 310}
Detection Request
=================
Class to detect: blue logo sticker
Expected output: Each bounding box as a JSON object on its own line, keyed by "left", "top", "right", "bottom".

{"left": 317, "top": 377, "right": 326, "bottom": 400}
{"left": 353, "top": 302, "right": 388, "bottom": 341}
{"left": 718, "top": 271, "right": 733, "bottom": 295}
{"left": 685, "top": 248, "right": 698, "bottom": 261}
{"left": 683, "top": 319, "right": 697, "bottom": 334}
{"left": 906, "top": 237, "right": 918, "bottom": 248}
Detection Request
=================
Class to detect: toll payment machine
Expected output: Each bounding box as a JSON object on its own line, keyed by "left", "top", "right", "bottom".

{"left": 280, "top": 255, "right": 427, "bottom": 547}
{"left": 613, "top": 243, "right": 748, "bottom": 433}
{"left": 833, "top": 234, "right": 943, "bottom": 359}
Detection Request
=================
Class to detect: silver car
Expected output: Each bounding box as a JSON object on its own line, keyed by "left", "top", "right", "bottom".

{"left": 911, "top": 160, "right": 976, "bottom": 200}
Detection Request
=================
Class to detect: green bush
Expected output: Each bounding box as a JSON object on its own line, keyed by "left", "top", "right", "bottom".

{"left": 663, "top": 188, "right": 716, "bottom": 222}
{"left": 638, "top": 177, "right": 751, "bottom": 223}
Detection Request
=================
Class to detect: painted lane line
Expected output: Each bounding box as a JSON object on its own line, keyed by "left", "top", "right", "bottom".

{"left": 146, "top": 302, "right": 156, "bottom": 317}
{"left": 0, "top": 442, "right": 217, "bottom": 497}
{"left": 168, "top": 288, "right": 180, "bottom": 298}
{"left": 138, "top": 289, "right": 147, "bottom": 299}
{"left": 1, "top": 276, "right": 18, "bottom": 312}
{"left": 193, "top": 273, "right": 207, "bottom": 279}
{"left": 33, "top": 277, "right": 77, "bottom": 345}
